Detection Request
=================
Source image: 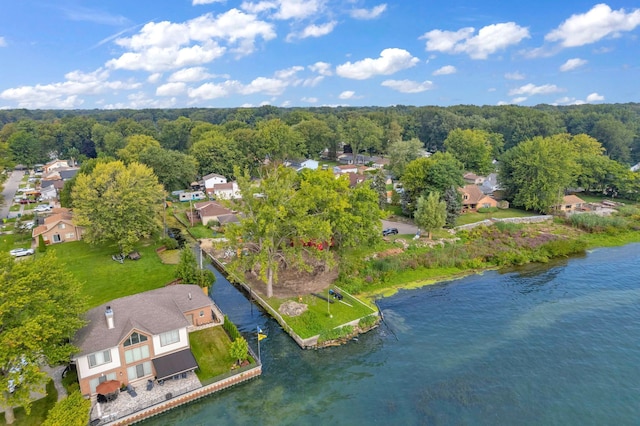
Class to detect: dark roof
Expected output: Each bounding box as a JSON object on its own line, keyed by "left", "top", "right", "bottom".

{"left": 152, "top": 348, "right": 199, "bottom": 381}
{"left": 59, "top": 169, "right": 79, "bottom": 180}
{"left": 40, "top": 180, "right": 56, "bottom": 188}
{"left": 74, "top": 285, "right": 213, "bottom": 356}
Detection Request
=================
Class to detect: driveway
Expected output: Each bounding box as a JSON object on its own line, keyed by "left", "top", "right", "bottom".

{"left": 381, "top": 219, "right": 419, "bottom": 236}
{"left": 1, "top": 171, "right": 23, "bottom": 220}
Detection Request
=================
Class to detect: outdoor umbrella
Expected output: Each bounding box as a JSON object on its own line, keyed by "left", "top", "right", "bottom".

{"left": 96, "top": 380, "right": 120, "bottom": 396}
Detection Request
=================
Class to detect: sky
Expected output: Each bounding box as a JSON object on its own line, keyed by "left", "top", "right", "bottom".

{"left": 0, "top": 1, "right": 638, "bottom": 110}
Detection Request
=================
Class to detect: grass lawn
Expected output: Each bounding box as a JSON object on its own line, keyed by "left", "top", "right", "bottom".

{"left": 267, "top": 289, "right": 376, "bottom": 339}
{"left": 455, "top": 208, "right": 538, "bottom": 226}
{"left": 0, "top": 380, "right": 57, "bottom": 426}
{"left": 49, "top": 241, "right": 176, "bottom": 308}
{"left": 189, "top": 327, "right": 235, "bottom": 382}
{"left": 157, "top": 248, "right": 181, "bottom": 264}
{"left": 188, "top": 225, "right": 213, "bottom": 239}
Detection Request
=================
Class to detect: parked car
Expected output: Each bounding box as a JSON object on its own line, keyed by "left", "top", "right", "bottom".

{"left": 9, "top": 248, "right": 35, "bottom": 257}
{"left": 382, "top": 228, "right": 399, "bottom": 236}
{"left": 34, "top": 205, "right": 52, "bottom": 212}
{"left": 19, "top": 199, "right": 36, "bottom": 204}
{"left": 20, "top": 222, "right": 35, "bottom": 230}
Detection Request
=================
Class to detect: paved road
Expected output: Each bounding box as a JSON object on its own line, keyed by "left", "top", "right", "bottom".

{"left": 1, "top": 171, "right": 22, "bottom": 220}
{"left": 381, "top": 219, "right": 419, "bottom": 235}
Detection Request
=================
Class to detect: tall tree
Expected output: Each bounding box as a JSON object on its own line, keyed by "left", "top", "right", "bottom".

{"left": 443, "top": 186, "right": 462, "bottom": 227}
{"left": 294, "top": 118, "right": 333, "bottom": 158}
{"left": 42, "top": 391, "right": 91, "bottom": 426}
{"left": 255, "top": 119, "right": 304, "bottom": 164}
{"left": 117, "top": 135, "right": 161, "bottom": 164}
{"left": 499, "top": 134, "right": 578, "bottom": 212}
{"left": 444, "top": 128, "right": 502, "bottom": 175}
{"left": 0, "top": 252, "right": 86, "bottom": 425}
{"left": 72, "top": 161, "right": 164, "bottom": 254}
{"left": 189, "top": 130, "right": 239, "bottom": 177}
{"left": 7, "top": 131, "right": 46, "bottom": 169}
{"left": 413, "top": 192, "right": 447, "bottom": 239}
{"left": 138, "top": 147, "right": 198, "bottom": 191}
{"left": 343, "top": 116, "right": 384, "bottom": 160}
{"left": 388, "top": 138, "right": 424, "bottom": 178}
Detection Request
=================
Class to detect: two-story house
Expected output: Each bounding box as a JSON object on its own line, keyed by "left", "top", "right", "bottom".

{"left": 72, "top": 285, "right": 222, "bottom": 396}
{"left": 32, "top": 208, "right": 84, "bottom": 245}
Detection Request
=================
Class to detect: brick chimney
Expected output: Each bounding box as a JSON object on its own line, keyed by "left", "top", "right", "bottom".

{"left": 105, "top": 306, "right": 114, "bottom": 330}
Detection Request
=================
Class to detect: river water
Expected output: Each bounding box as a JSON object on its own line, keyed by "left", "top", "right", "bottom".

{"left": 144, "top": 244, "right": 640, "bottom": 425}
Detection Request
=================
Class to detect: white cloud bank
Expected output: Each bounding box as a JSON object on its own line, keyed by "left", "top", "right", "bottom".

{"left": 421, "top": 22, "right": 530, "bottom": 59}
{"left": 546, "top": 4, "right": 640, "bottom": 47}
{"left": 381, "top": 79, "right": 434, "bottom": 93}
{"left": 350, "top": 4, "right": 387, "bottom": 20}
{"left": 336, "top": 48, "right": 419, "bottom": 80}
{"left": 433, "top": 65, "right": 456, "bottom": 76}
{"left": 509, "top": 83, "right": 563, "bottom": 96}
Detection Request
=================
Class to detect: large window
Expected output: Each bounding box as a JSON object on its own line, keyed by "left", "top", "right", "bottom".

{"left": 125, "top": 345, "right": 149, "bottom": 364}
{"left": 89, "top": 372, "right": 116, "bottom": 394}
{"left": 159, "top": 330, "right": 180, "bottom": 347}
{"left": 123, "top": 332, "right": 148, "bottom": 347}
{"left": 127, "top": 361, "right": 152, "bottom": 381}
{"left": 88, "top": 350, "right": 111, "bottom": 368}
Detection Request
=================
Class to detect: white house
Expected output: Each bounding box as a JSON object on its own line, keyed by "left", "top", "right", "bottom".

{"left": 211, "top": 182, "right": 241, "bottom": 200}
{"left": 72, "top": 285, "right": 222, "bottom": 396}
{"left": 287, "top": 159, "right": 319, "bottom": 172}
{"left": 202, "top": 173, "right": 227, "bottom": 191}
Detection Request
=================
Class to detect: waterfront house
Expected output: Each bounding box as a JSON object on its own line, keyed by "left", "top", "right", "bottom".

{"left": 73, "top": 285, "right": 222, "bottom": 396}
{"left": 459, "top": 185, "right": 498, "bottom": 212}
{"left": 193, "top": 201, "right": 235, "bottom": 226}
{"left": 555, "top": 195, "right": 586, "bottom": 213}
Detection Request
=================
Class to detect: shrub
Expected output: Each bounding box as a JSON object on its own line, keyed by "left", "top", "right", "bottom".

{"left": 229, "top": 337, "right": 249, "bottom": 364}
{"left": 38, "top": 234, "right": 47, "bottom": 253}
{"left": 494, "top": 221, "right": 522, "bottom": 233}
{"left": 222, "top": 315, "right": 241, "bottom": 341}
{"left": 568, "top": 214, "right": 627, "bottom": 233}
{"left": 358, "top": 315, "right": 378, "bottom": 329}
{"left": 159, "top": 237, "right": 179, "bottom": 250}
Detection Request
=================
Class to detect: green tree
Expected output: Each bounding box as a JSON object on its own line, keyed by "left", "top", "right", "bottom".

{"left": 0, "top": 252, "right": 86, "bottom": 425}
{"left": 444, "top": 128, "right": 502, "bottom": 175}
{"left": 72, "top": 161, "right": 164, "bottom": 254}
{"left": 158, "top": 117, "right": 195, "bottom": 151}
{"left": 42, "top": 390, "right": 90, "bottom": 426}
{"left": 117, "top": 135, "right": 161, "bottom": 164}
{"left": 371, "top": 169, "right": 388, "bottom": 208}
{"left": 590, "top": 117, "right": 635, "bottom": 163}
{"left": 229, "top": 337, "right": 249, "bottom": 365}
{"left": 138, "top": 147, "right": 198, "bottom": 191}
{"left": 175, "top": 247, "right": 199, "bottom": 284}
{"left": 414, "top": 192, "right": 446, "bottom": 239}
{"left": 7, "top": 130, "right": 46, "bottom": 169}
{"left": 189, "top": 130, "right": 240, "bottom": 177}
{"left": 343, "top": 116, "right": 384, "bottom": 161}
{"left": 499, "top": 134, "right": 577, "bottom": 212}
{"left": 443, "top": 186, "right": 462, "bottom": 227}
{"left": 293, "top": 118, "right": 334, "bottom": 158}
{"left": 387, "top": 138, "right": 424, "bottom": 178}
{"left": 38, "top": 234, "right": 46, "bottom": 253}
{"left": 255, "top": 119, "right": 304, "bottom": 164}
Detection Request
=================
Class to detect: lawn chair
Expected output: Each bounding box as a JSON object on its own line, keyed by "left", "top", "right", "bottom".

{"left": 146, "top": 379, "right": 154, "bottom": 391}
{"left": 126, "top": 384, "right": 137, "bottom": 398}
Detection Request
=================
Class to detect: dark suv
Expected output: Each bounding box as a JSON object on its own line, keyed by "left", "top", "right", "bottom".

{"left": 382, "top": 228, "right": 399, "bottom": 236}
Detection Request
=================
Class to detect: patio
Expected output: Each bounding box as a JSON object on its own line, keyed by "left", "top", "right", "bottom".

{"left": 90, "top": 372, "right": 201, "bottom": 424}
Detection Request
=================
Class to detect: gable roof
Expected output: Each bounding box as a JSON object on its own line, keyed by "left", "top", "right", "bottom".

{"left": 562, "top": 195, "right": 585, "bottom": 205}
{"left": 202, "top": 172, "right": 226, "bottom": 181}
{"left": 32, "top": 208, "right": 77, "bottom": 237}
{"left": 195, "top": 201, "right": 232, "bottom": 218}
{"left": 74, "top": 285, "right": 212, "bottom": 356}
{"left": 459, "top": 184, "right": 487, "bottom": 205}
{"left": 212, "top": 182, "right": 234, "bottom": 191}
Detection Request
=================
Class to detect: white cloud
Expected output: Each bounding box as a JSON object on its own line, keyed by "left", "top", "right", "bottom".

{"left": 288, "top": 21, "right": 336, "bottom": 41}
{"left": 432, "top": 65, "right": 456, "bottom": 76}
{"left": 193, "top": 0, "right": 226, "bottom": 4}
{"left": 338, "top": 90, "right": 355, "bottom": 99}
{"left": 168, "top": 67, "right": 214, "bottom": 82}
{"left": 511, "top": 96, "right": 527, "bottom": 104}
{"left": 156, "top": 82, "right": 187, "bottom": 96}
{"left": 586, "top": 92, "right": 605, "bottom": 102}
{"left": 188, "top": 66, "right": 303, "bottom": 100}
{"left": 240, "top": 1, "right": 277, "bottom": 14}
{"left": 0, "top": 37, "right": 6, "bottom": 47}
{"left": 301, "top": 96, "right": 318, "bottom": 103}
{"left": 302, "top": 76, "right": 324, "bottom": 87}
{"left": 381, "top": 79, "right": 434, "bottom": 93}
{"left": 147, "top": 73, "right": 163, "bottom": 83}
{"left": 505, "top": 71, "right": 525, "bottom": 80}
{"left": 509, "top": 83, "right": 563, "bottom": 96}
{"left": 421, "top": 22, "right": 529, "bottom": 59}
{"left": 560, "top": 58, "right": 587, "bottom": 72}
{"left": 105, "top": 92, "right": 177, "bottom": 109}
{"left": 107, "top": 9, "right": 276, "bottom": 72}
{"left": 546, "top": 4, "right": 640, "bottom": 47}
{"left": 336, "top": 48, "right": 419, "bottom": 80}
{"left": 274, "top": 0, "right": 322, "bottom": 20}
{"left": 350, "top": 4, "right": 387, "bottom": 20}
{"left": 309, "top": 61, "right": 332, "bottom": 76}
{"left": 0, "top": 68, "right": 140, "bottom": 108}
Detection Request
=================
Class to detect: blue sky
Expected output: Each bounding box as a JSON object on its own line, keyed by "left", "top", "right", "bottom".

{"left": 0, "top": 1, "right": 638, "bottom": 109}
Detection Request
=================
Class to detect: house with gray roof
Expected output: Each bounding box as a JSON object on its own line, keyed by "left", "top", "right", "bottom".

{"left": 72, "top": 285, "right": 222, "bottom": 396}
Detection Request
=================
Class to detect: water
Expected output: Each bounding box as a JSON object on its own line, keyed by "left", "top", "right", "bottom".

{"left": 145, "top": 245, "right": 640, "bottom": 425}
